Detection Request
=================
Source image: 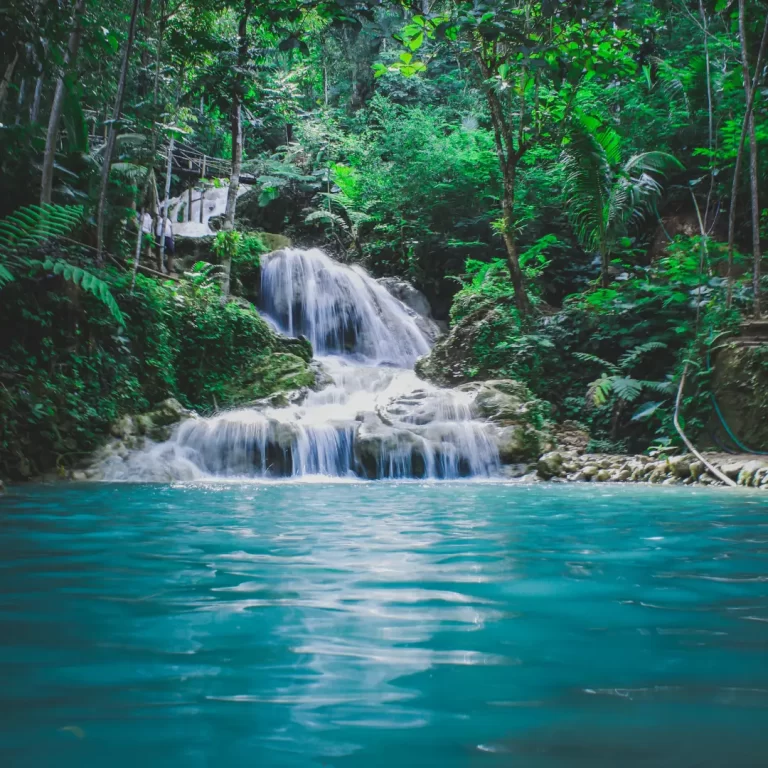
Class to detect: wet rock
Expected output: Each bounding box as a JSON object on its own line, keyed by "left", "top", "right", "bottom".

{"left": 537, "top": 451, "right": 565, "bottom": 479}
{"left": 111, "top": 415, "right": 136, "bottom": 439}
{"left": 581, "top": 465, "right": 599, "bottom": 479}
{"left": 149, "top": 398, "right": 193, "bottom": 426}
{"left": 414, "top": 307, "right": 499, "bottom": 387}
{"left": 461, "top": 380, "right": 532, "bottom": 423}
{"left": 737, "top": 460, "right": 768, "bottom": 487}
{"left": 376, "top": 277, "right": 438, "bottom": 338}
{"left": 689, "top": 460, "right": 704, "bottom": 480}
{"left": 71, "top": 470, "right": 88, "bottom": 481}
{"left": 0, "top": 479, "right": 5, "bottom": 493}
{"left": 615, "top": 469, "right": 632, "bottom": 482}
{"left": 720, "top": 460, "right": 746, "bottom": 480}
{"left": 668, "top": 454, "right": 692, "bottom": 478}
{"left": 596, "top": 469, "right": 611, "bottom": 482}
{"left": 648, "top": 466, "right": 667, "bottom": 483}
{"left": 355, "top": 419, "right": 422, "bottom": 478}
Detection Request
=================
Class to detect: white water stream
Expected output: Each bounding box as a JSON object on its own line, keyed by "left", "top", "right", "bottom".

{"left": 104, "top": 248, "right": 501, "bottom": 480}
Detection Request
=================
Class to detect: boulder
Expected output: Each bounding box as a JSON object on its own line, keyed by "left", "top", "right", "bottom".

{"left": 378, "top": 277, "right": 445, "bottom": 343}
{"left": 737, "top": 460, "right": 768, "bottom": 487}
{"left": 460, "top": 379, "right": 534, "bottom": 423}
{"left": 720, "top": 460, "right": 746, "bottom": 480}
{"left": 354, "top": 418, "right": 423, "bottom": 478}
{"left": 537, "top": 451, "right": 566, "bottom": 479}
{"left": 668, "top": 454, "right": 692, "bottom": 478}
{"left": 415, "top": 306, "right": 500, "bottom": 387}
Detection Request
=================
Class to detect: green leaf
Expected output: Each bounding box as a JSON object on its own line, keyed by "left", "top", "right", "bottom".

{"left": 631, "top": 401, "right": 663, "bottom": 421}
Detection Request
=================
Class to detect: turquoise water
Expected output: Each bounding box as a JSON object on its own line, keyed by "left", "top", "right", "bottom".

{"left": 1, "top": 482, "right": 767, "bottom": 767}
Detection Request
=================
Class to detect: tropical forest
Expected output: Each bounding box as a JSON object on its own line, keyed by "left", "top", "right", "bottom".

{"left": 1, "top": 1, "right": 768, "bottom": 765}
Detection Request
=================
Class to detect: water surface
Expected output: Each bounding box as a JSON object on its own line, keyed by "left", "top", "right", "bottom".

{"left": 1, "top": 482, "right": 767, "bottom": 767}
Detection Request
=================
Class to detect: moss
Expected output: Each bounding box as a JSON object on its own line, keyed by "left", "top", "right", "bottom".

{"left": 710, "top": 343, "right": 768, "bottom": 451}
{"left": 227, "top": 352, "right": 315, "bottom": 403}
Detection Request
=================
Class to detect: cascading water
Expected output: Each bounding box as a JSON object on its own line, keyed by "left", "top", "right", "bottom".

{"left": 103, "top": 248, "right": 503, "bottom": 481}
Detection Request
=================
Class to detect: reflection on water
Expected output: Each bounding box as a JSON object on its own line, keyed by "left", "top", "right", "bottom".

{"left": 0, "top": 482, "right": 767, "bottom": 767}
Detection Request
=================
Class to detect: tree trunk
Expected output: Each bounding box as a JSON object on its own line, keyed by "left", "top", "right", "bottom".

{"left": 221, "top": 102, "right": 242, "bottom": 298}
{"left": 159, "top": 134, "right": 174, "bottom": 272}
{"left": 40, "top": 0, "right": 87, "bottom": 205}
{"left": 96, "top": 0, "right": 141, "bottom": 261}
{"left": 472, "top": 43, "right": 531, "bottom": 316}
{"left": 741, "top": 13, "right": 764, "bottom": 318}
{"left": 726, "top": 5, "right": 768, "bottom": 306}
{"left": 0, "top": 50, "right": 20, "bottom": 115}
{"left": 138, "top": 0, "right": 153, "bottom": 97}
{"left": 500, "top": 167, "right": 532, "bottom": 316}
{"left": 134, "top": 0, "right": 165, "bottom": 284}
{"left": 221, "top": 0, "right": 251, "bottom": 298}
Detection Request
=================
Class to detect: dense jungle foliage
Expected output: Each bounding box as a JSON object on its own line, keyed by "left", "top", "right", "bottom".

{"left": 1, "top": 0, "right": 767, "bottom": 478}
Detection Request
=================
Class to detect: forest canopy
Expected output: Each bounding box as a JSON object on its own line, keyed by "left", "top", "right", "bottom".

{"left": 1, "top": 0, "right": 767, "bottom": 479}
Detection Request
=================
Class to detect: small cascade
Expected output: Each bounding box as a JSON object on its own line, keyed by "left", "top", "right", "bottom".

{"left": 103, "top": 249, "right": 503, "bottom": 481}
{"left": 260, "top": 248, "right": 432, "bottom": 365}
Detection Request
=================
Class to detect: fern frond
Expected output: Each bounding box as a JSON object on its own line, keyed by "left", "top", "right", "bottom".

{"left": 611, "top": 376, "right": 643, "bottom": 402}
{"left": 304, "top": 210, "right": 348, "bottom": 230}
{"left": 631, "top": 401, "right": 663, "bottom": 421}
{"left": 618, "top": 341, "right": 667, "bottom": 369}
{"left": 574, "top": 351, "right": 618, "bottom": 372}
{"left": 640, "top": 379, "right": 676, "bottom": 395}
{"left": 587, "top": 374, "right": 614, "bottom": 406}
{"left": 42, "top": 259, "right": 124, "bottom": 326}
{"left": 0, "top": 264, "right": 14, "bottom": 287}
{"left": 0, "top": 204, "right": 84, "bottom": 255}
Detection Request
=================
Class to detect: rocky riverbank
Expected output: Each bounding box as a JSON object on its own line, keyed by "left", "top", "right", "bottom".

{"left": 534, "top": 449, "right": 768, "bottom": 490}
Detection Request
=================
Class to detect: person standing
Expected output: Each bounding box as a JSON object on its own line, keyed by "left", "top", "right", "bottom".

{"left": 156, "top": 216, "right": 175, "bottom": 274}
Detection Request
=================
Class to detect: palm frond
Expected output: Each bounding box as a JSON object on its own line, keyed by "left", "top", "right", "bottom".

{"left": 623, "top": 151, "right": 683, "bottom": 177}
{"left": 561, "top": 126, "right": 611, "bottom": 254}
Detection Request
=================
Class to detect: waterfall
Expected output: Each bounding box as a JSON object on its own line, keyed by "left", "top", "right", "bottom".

{"left": 103, "top": 249, "right": 502, "bottom": 481}
{"left": 260, "top": 248, "right": 432, "bottom": 365}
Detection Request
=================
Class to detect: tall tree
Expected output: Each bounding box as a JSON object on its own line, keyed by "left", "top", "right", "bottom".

{"left": 389, "top": 2, "right": 638, "bottom": 315}
{"left": 221, "top": 0, "right": 252, "bottom": 298}
{"left": 96, "top": 0, "right": 142, "bottom": 260}
{"left": 725, "top": 6, "right": 768, "bottom": 311}
{"left": 40, "top": 0, "right": 87, "bottom": 205}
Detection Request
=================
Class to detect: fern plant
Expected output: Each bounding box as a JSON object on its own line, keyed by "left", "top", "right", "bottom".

{"left": 0, "top": 204, "right": 124, "bottom": 325}
{"left": 575, "top": 342, "right": 676, "bottom": 421}
{"left": 561, "top": 114, "right": 683, "bottom": 287}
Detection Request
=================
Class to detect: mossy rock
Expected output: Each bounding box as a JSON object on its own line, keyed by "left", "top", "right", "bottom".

{"left": 229, "top": 352, "right": 315, "bottom": 403}
{"left": 710, "top": 343, "right": 768, "bottom": 451}
{"left": 260, "top": 233, "right": 292, "bottom": 251}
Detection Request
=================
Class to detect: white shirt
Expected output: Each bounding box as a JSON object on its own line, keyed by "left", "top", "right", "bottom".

{"left": 156, "top": 218, "right": 173, "bottom": 238}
